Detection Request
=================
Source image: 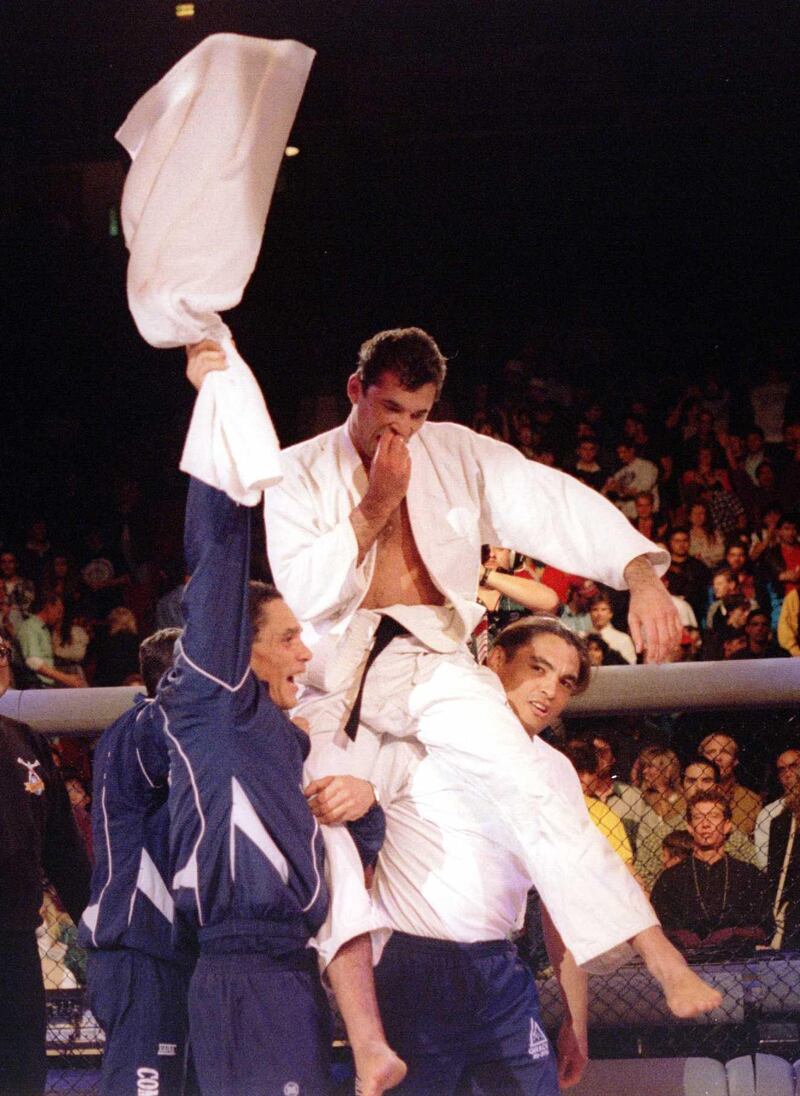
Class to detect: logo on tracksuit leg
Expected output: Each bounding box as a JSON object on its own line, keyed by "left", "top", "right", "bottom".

{"left": 528, "top": 1019, "right": 550, "bottom": 1060}
{"left": 137, "top": 1067, "right": 159, "bottom": 1093}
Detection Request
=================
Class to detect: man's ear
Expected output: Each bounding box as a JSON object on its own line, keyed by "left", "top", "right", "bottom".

{"left": 486, "top": 645, "right": 504, "bottom": 675}
{"left": 346, "top": 373, "right": 362, "bottom": 406}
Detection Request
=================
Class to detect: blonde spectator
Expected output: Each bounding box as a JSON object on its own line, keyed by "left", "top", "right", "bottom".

{"left": 633, "top": 746, "right": 686, "bottom": 825}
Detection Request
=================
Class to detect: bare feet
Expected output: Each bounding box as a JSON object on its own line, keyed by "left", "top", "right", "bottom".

{"left": 660, "top": 965, "right": 723, "bottom": 1019}
{"left": 353, "top": 1041, "right": 408, "bottom": 1096}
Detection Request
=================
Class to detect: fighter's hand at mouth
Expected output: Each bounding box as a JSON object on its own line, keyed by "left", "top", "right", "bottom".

{"left": 361, "top": 431, "right": 411, "bottom": 521}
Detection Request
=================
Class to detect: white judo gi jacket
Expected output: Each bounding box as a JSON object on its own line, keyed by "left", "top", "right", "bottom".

{"left": 265, "top": 420, "right": 666, "bottom": 966}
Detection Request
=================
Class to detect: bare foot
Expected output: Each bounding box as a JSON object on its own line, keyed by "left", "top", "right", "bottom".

{"left": 353, "top": 1041, "right": 408, "bottom": 1096}
{"left": 661, "top": 966, "right": 723, "bottom": 1018}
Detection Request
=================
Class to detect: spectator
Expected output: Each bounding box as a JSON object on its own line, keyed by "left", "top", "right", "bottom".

{"left": 19, "top": 519, "right": 53, "bottom": 590}
{"left": 569, "top": 437, "right": 604, "bottom": 491}
{"left": 633, "top": 746, "right": 685, "bottom": 827}
{"left": 681, "top": 408, "right": 725, "bottom": 474}
{"left": 724, "top": 541, "right": 759, "bottom": 604}
{"left": 681, "top": 446, "right": 731, "bottom": 508}
{"left": 702, "top": 593, "right": 751, "bottom": 661}
{"left": 62, "top": 770, "right": 93, "bottom": 862}
{"left": 631, "top": 491, "right": 668, "bottom": 543}
{"left": 777, "top": 423, "right": 800, "bottom": 511}
{"left": 666, "top": 527, "right": 711, "bottom": 624}
{"left": 661, "top": 830, "right": 694, "bottom": 871}
{"left": 51, "top": 602, "right": 91, "bottom": 684}
{"left": 744, "top": 426, "right": 768, "bottom": 483}
{"left": 728, "top": 608, "right": 789, "bottom": 660}
{"left": 699, "top": 732, "right": 762, "bottom": 836}
{"left": 0, "top": 550, "right": 35, "bottom": 623}
{"left": 687, "top": 502, "right": 726, "bottom": 569}
{"left": 749, "top": 461, "right": 782, "bottom": 527}
{"left": 90, "top": 606, "right": 141, "bottom": 687}
{"left": 759, "top": 512, "right": 800, "bottom": 601}
{"left": 635, "top": 757, "right": 760, "bottom": 890}
{"left": 777, "top": 588, "right": 800, "bottom": 656}
{"left": 565, "top": 728, "right": 656, "bottom": 855}
{"left": 559, "top": 579, "right": 597, "bottom": 636}
{"left": 750, "top": 366, "right": 790, "bottom": 446}
{"left": 602, "top": 440, "right": 659, "bottom": 519}
{"left": 14, "top": 594, "right": 84, "bottom": 689}
{"left": 0, "top": 636, "right": 91, "bottom": 1096}
{"left": 512, "top": 419, "right": 538, "bottom": 459}
{"left": 0, "top": 586, "right": 17, "bottom": 649}
{"left": 651, "top": 789, "right": 772, "bottom": 951}
{"left": 705, "top": 568, "right": 740, "bottom": 631}
{"left": 585, "top": 632, "right": 629, "bottom": 667}
{"left": 754, "top": 748, "right": 800, "bottom": 869}
{"left": 768, "top": 752, "right": 800, "bottom": 948}
{"left": 748, "top": 505, "right": 782, "bottom": 563}
{"left": 560, "top": 742, "right": 634, "bottom": 866}
{"left": 588, "top": 592, "right": 636, "bottom": 664}
{"left": 39, "top": 552, "right": 82, "bottom": 613}
{"left": 78, "top": 525, "right": 131, "bottom": 624}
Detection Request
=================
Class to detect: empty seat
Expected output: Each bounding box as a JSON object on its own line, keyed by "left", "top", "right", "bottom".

{"left": 570, "top": 1057, "right": 728, "bottom": 1095}
{"left": 726, "top": 1055, "right": 755, "bottom": 1096}
{"left": 754, "top": 1054, "right": 794, "bottom": 1095}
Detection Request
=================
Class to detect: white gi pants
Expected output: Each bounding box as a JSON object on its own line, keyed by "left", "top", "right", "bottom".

{"left": 301, "top": 609, "right": 658, "bottom": 969}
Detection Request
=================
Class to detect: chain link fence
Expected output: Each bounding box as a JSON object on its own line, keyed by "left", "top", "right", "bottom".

{"left": 42, "top": 704, "right": 800, "bottom": 1092}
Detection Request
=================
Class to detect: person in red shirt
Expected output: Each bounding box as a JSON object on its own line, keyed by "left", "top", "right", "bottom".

{"left": 761, "top": 514, "right": 800, "bottom": 598}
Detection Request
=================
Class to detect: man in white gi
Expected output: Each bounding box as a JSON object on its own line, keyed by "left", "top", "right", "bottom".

{"left": 186, "top": 327, "right": 715, "bottom": 999}
{"left": 310, "top": 617, "right": 721, "bottom": 1093}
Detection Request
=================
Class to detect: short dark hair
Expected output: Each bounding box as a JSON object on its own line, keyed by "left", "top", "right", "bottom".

{"left": 561, "top": 740, "right": 598, "bottom": 776}
{"left": 566, "top": 725, "right": 619, "bottom": 757}
{"left": 683, "top": 756, "right": 721, "bottom": 783}
{"left": 745, "top": 608, "right": 769, "bottom": 626}
{"left": 139, "top": 628, "right": 181, "bottom": 697}
{"left": 491, "top": 615, "right": 591, "bottom": 694}
{"left": 248, "top": 581, "right": 283, "bottom": 640}
{"left": 31, "top": 591, "right": 62, "bottom": 615}
{"left": 356, "top": 327, "right": 447, "bottom": 397}
{"left": 722, "top": 593, "right": 749, "bottom": 613}
{"left": 686, "top": 786, "right": 732, "bottom": 824}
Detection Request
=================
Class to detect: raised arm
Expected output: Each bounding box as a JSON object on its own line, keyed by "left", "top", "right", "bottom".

{"left": 180, "top": 475, "right": 254, "bottom": 687}
{"left": 478, "top": 568, "right": 561, "bottom": 613}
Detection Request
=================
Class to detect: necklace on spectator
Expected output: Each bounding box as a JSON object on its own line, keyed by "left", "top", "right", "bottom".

{"left": 691, "top": 854, "right": 729, "bottom": 925}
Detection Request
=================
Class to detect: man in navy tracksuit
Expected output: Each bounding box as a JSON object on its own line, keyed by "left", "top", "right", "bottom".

{"left": 158, "top": 475, "right": 383, "bottom": 1095}
{"left": 78, "top": 628, "right": 194, "bottom": 1096}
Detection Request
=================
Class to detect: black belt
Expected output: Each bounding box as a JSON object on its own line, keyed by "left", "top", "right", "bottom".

{"left": 343, "top": 615, "right": 409, "bottom": 740}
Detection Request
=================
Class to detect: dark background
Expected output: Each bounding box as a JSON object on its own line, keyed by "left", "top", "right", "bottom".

{"left": 1, "top": 0, "right": 798, "bottom": 529}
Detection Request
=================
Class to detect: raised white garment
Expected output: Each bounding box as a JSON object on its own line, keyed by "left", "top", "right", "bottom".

{"left": 116, "top": 33, "right": 315, "bottom": 502}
